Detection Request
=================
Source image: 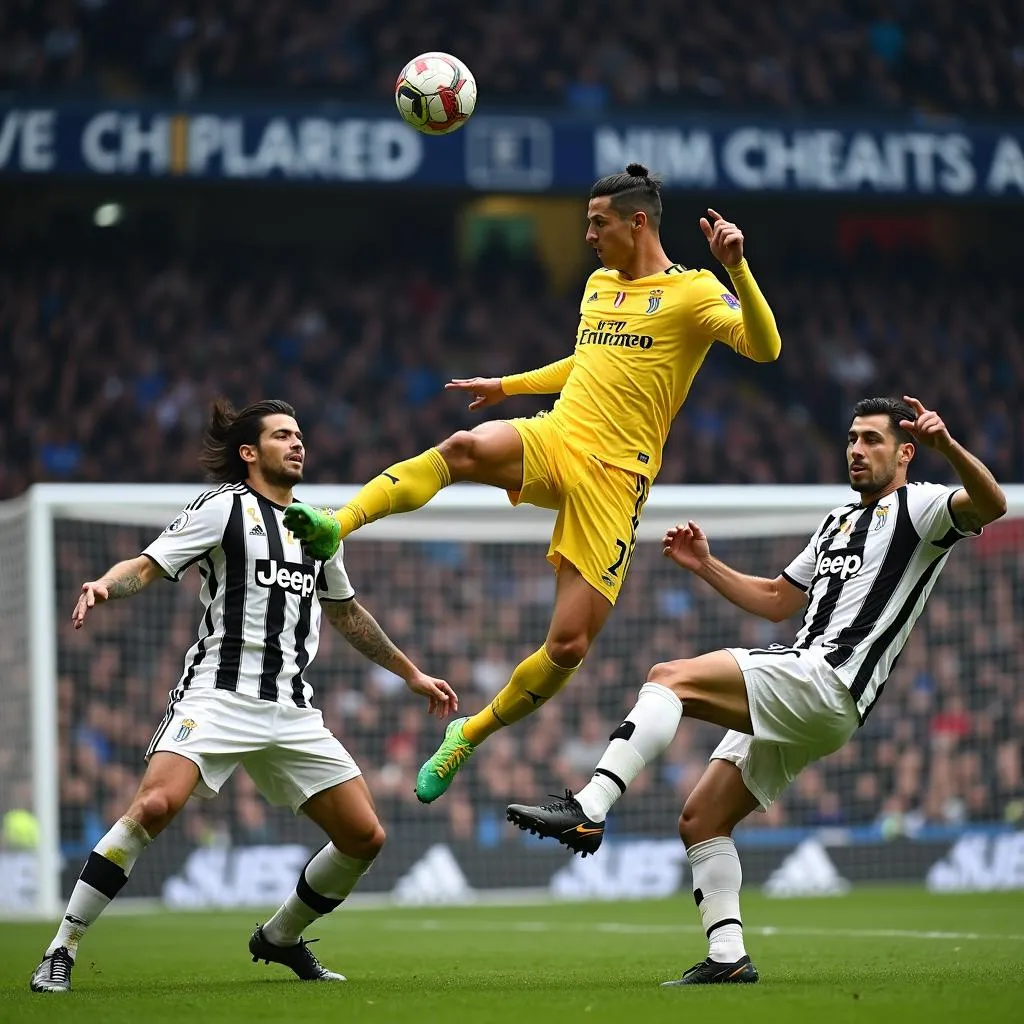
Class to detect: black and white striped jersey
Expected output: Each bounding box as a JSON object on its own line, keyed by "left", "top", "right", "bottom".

{"left": 781, "top": 482, "right": 978, "bottom": 723}
{"left": 143, "top": 483, "right": 354, "bottom": 708}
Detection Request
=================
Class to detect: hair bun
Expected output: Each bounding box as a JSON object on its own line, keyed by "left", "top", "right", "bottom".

{"left": 626, "top": 162, "right": 649, "bottom": 179}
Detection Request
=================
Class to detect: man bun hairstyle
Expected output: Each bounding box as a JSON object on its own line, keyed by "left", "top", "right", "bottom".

{"left": 199, "top": 397, "right": 297, "bottom": 483}
{"left": 851, "top": 396, "right": 916, "bottom": 446}
{"left": 590, "top": 163, "right": 664, "bottom": 226}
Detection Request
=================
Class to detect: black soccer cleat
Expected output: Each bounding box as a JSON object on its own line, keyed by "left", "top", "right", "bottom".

{"left": 248, "top": 925, "right": 346, "bottom": 981}
{"left": 661, "top": 955, "right": 759, "bottom": 986}
{"left": 29, "top": 946, "right": 74, "bottom": 993}
{"left": 506, "top": 789, "right": 605, "bottom": 856}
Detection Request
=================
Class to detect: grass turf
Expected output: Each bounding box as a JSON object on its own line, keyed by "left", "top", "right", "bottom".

{"left": 2, "top": 888, "right": 1021, "bottom": 1024}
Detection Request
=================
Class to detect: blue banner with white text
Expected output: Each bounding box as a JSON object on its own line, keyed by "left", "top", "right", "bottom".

{"left": 2, "top": 102, "right": 1023, "bottom": 197}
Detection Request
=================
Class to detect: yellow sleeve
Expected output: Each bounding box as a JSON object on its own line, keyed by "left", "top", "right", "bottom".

{"left": 501, "top": 356, "right": 575, "bottom": 396}
{"left": 690, "top": 261, "right": 782, "bottom": 363}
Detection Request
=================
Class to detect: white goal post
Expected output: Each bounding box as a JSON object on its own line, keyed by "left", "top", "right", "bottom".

{"left": 4, "top": 482, "right": 1024, "bottom": 919}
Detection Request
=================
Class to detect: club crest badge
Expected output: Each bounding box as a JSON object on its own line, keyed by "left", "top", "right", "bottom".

{"left": 174, "top": 719, "right": 197, "bottom": 742}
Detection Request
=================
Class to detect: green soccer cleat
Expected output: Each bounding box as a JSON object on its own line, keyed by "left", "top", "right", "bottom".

{"left": 283, "top": 503, "right": 341, "bottom": 560}
{"left": 415, "top": 717, "right": 476, "bottom": 803}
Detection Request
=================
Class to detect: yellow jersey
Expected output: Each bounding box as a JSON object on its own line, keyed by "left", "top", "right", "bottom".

{"left": 507, "top": 264, "right": 768, "bottom": 480}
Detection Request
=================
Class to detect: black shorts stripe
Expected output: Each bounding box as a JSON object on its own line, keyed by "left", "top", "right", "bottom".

{"left": 215, "top": 495, "right": 246, "bottom": 692}
{"left": 257, "top": 495, "right": 287, "bottom": 702}
{"left": 622, "top": 474, "right": 650, "bottom": 580}
{"left": 145, "top": 692, "right": 181, "bottom": 757}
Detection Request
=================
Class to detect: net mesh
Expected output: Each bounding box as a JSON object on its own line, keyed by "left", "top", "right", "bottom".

{"left": 37, "top": 509, "right": 1024, "bottom": 904}
{"left": 0, "top": 500, "right": 38, "bottom": 912}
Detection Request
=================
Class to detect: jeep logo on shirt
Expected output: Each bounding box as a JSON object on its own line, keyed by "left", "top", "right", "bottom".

{"left": 255, "top": 559, "right": 316, "bottom": 597}
{"left": 815, "top": 551, "right": 863, "bottom": 581}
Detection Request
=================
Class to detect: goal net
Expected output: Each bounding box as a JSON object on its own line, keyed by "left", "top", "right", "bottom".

{"left": 3, "top": 482, "right": 1023, "bottom": 918}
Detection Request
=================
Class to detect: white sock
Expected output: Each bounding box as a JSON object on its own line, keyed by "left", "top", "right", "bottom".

{"left": 263, "top": 844, "right": 374, "bottom": 946}
{"left": 574, "top": 682, "right": 683, "bottom": 822}
{"left": 688, "top": 837, "right": 746, "bottom": 963}
{"left": 47, "top": 817, "right": 152, "bottom": 958}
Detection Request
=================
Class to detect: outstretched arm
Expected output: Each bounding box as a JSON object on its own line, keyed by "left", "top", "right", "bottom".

{"left": 321, "top": 599, "right": 458, "bottom": 717}
{"left": 444, "top": 356, "right": 575, "bottom": 411}
{"left": 899, "top": 396, "right": 1007, "bottom": 532}
{"left": 699, "top": 210, "right": 782, "bottom": 363}
{"left": 501, "top": 356, "right": 575, "bottom": 395}
{"left": 72, "top": 555, "right": 164, "bottom": 629}
{"left": 663, "top": 522, "right": 805, "bottom": 623}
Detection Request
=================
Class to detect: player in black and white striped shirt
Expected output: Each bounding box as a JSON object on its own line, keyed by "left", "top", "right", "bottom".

{"left": 506, "top": 396, "right": 1006, "bottom": 985}
{"left": 31, "top": 398, "right": 458, "bottom": 994}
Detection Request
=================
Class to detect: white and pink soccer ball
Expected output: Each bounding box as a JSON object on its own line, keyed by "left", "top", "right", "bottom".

{"left": 395, "top": 52, "right": 477, "bottom": 135}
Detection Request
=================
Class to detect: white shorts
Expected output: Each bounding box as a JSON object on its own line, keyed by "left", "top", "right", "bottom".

{"left": 711, "top": 645, "right": 859, "bottom": 811}
{"left": 147, "top": 689, "right": 361, "bottom": 813}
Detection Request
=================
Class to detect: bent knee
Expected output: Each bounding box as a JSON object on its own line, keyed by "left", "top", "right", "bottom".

{"left": 128, "top": 788, "right": 183, "bottom": 831}
{"left": 546, "top": 634, "right": 590, "bottom": 667}
{"left": 338, "top": 820, "right": 386, "bottom": 861}
{"left": 438, "top": 431, "right": 479, "bottom": 476}
{"left": 677, "top": 805, "right": 704, "bottom": 847}
{"left": 648, "top": 659, "right": 694, "bottom": 696}
{"left": 367, "top": 823, "right": 386, "bottom": 857}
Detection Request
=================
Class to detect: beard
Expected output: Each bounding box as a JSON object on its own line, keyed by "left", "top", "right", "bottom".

{"left": 261, "top": 461, "right": 303, "bottom": 488}
{"left": 849, "top": 464, "right": 894, "bottom": 493}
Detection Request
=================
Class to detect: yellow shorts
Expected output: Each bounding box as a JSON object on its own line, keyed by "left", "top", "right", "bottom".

{"left": 506, "top": 414, "right": 651, "bottom": 605}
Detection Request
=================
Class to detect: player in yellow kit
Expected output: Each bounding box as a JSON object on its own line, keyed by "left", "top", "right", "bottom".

{"left": 285, "top": 162, "right": 783, "bottom": 802}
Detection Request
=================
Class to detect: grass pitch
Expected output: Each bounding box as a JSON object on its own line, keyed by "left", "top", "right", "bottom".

{"left": 2, "top": 888, "right": 1021, "bottom": 1024}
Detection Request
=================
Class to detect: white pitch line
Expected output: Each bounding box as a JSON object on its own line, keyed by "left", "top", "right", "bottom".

{"left": 383, "top": 919, "right": 1024, "bottom": 942}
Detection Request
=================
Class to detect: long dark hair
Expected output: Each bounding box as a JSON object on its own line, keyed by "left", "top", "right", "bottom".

{"left": 199, "top": 397, "right": 297, "bottom": 482}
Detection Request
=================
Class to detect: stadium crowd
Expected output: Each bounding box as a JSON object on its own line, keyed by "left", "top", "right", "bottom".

{"left": 2, "top": 243, "right": 1022, "bottom": 503}
{"left": 2, "top": 0, "right": 1023, "bottom": 115}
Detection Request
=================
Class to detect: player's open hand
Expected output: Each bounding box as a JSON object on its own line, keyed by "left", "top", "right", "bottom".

{"left": 405, "top": 670, "right": 459, "bottom": 719}
{"left": 72, "top": 580, "right": 109, "bottom": 629}
{"left": 699, "top": 209, "right": 744, "bottom": 268}
{"left": 663, "top": 521, "right": 711, "bottom": 572}
{"left": 445, "top": 377, "right": 507, "bottom": 411}
{"left": 899, "top": 396, "right": 953, "bottom": 452}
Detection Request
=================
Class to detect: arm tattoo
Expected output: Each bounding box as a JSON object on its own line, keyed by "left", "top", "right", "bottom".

{"left": 102, "top": 573, "right": 145, "bottom": 600}
{"left": 323, "top": 600, "right": 403, "bottom": 672}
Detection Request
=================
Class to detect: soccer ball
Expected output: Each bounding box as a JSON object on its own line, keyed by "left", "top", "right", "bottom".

{"left": 395, "top": 52, "right": 477, "bottom": 136}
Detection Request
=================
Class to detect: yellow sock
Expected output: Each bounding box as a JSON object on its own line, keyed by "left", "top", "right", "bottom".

{"left": 335, "top": 448, "right": 451, "bottom": 537}
{"left": 463, "top": 646, "right": 581, "bottom": 744}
